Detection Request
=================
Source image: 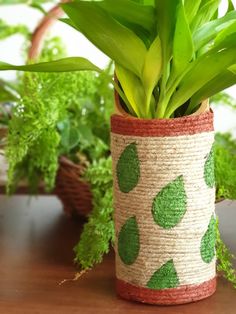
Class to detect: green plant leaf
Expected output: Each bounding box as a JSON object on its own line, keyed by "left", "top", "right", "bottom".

{"left": 147, "top": 260, "right": 180, "bottom": 289}
{"left": 156, "top": 0, "right": 180, "bottom": 59}
{"left": 30, "top": 2, "right": 47, "bottom": 14}
{"left": 142, "top": 36, "right": 162, "bottom": 116}
{"left": 0, "top": 57, "right": 102, "bottom": 73}
{"left": 116, "top": 143, "right": 140, "bottom": 193}
{"left": 201, "top": 216, "right": 216, "bottom": 264}
{"left": 118, "top": 216, "right": 140, "bottom": 265}
{"left": 0, "top": 19, "right": 29, "bottom": 40}
{"left": 131, "top": 0, "right": 155, "bottom": 4}
{"left": 228, "top": 0, "right": 236, "bottom": 11}
{"left": 156, "top": 0, "right": 180, "bottom": 65}
{"left": 189, "top": 69, "right": 236, "bottom": 108}
{"left": 215, "top": 133, "right": 236, "bottom": 201}
{"left": 68, "top": 127, "right": 80, "bottom": 150}
{"left": 74, "top": 157, "right": 114, "bottom": 270}
{"left": 167, "top": 41, "right": 236, "bottom": 117}
{"left": 97, "top": 0, "right": 156, "bottom": 33}
{"left": 172, "top": 1, "right": 194, "bottom": 77}
{"left": 116, "top": 19, "right": 153, "bottom": 48}
{"left": 155, "top": 0, "right": 180, "bottom": 109}
{"left": 184, "top": 0, "right": 201, "bottom": 25}
{"left": 216, "top": 217, "right": 236, "bottom": 288}
{"left": 193, "top": 11, "right": 236, "bottom": 51}
{"left": 191, "top": 0, "right": 220, "bottom": 32}
{"left": 152, "top": 176, "right": 187, "bottom": 229}
{"left": 0, "top": 0, "right": 52, "bottom": 3}
{"left": 214, "top": 20, "right": 236, "bottom": 47}
{"left": 229, "top": 64, "right": 236, "bottom": 74}
{"left": 115, "top": 64, "right": 145, "bottom": 117}
{"left": 62, "top": 2, "right": 147, "bottom": 77}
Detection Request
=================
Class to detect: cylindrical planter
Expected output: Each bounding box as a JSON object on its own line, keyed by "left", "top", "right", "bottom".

{"left": 111, "top": 110, "right": 216, "bottom": 305}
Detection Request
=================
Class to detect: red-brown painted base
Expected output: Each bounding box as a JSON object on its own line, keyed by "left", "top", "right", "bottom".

{"left": 116, "top": 277, "right": 217, "bottom": 305}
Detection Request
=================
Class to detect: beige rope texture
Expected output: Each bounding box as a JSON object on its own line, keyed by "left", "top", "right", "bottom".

{"left": 111, "top": 131, "right": 216, "bottom": 288}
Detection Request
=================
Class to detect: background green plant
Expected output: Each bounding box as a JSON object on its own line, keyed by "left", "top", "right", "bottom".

{"left": 74, "top": 157, "right": 114, "bottom": 269}
{"left": 6, "top": 37, "right": 113, "bottom": 193}
{"left": 215, "top": 133, "right": 236, "bottom": 200}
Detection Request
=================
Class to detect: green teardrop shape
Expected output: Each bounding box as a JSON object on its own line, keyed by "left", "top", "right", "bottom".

{"left": 204, "top": 147, "right": 215, "bottom": 188}
{"left": 152, "top": 175, "right": 187, "bottom": 229}
{"left": 118, "top": 216, "right": 140, "bottom": 265}
{"left": 201, "top": 215, "right": 216, "bottom": 263}
{"left": 147, "top": 260, "right": 180, "bottom": 290}
{"left": 116, "top": 143, "right": 140, "bottom": 193}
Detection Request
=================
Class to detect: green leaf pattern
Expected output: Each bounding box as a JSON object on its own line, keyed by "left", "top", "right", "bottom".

{"left": 118, "top": 216, "right": 140, "bottom": 265}
{"left": 201, "top": 216, "right": 216, "bottom": 263}
{"left": 152, "top": 176, "right": 187, "bottom": 229}
{"left": 116, "top": 143, "right": 140, "bottom": 193}
{"left": 147, "top": 260, "right": 180, "bottom": 290}
{"left": 117, "top": 142, "right": 215, "bottom": 289}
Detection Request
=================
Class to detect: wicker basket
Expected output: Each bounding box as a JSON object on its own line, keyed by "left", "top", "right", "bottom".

{"left": 55, "top": 157, "right": 92, "bottom": 217}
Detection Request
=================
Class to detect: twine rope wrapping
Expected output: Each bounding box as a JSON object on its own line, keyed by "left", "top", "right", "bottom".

{"left": 111, "top": 111, "right": 216, "bottom": 304}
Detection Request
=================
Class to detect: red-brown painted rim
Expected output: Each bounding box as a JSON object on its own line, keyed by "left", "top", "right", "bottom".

{"left": 111, "top": 110, "right": 214, "bottom": 137}
{"left": 116, "top": 277, "right": 217, "bottom": 305}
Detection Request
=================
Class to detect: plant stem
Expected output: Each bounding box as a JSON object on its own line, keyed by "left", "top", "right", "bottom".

{"left": 112, "top": 79, "right": 137, "bottom": 117}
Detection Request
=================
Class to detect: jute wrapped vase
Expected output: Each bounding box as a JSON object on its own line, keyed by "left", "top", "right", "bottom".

{"left": 110, "top": 107, "right": 216, "bottom": 305}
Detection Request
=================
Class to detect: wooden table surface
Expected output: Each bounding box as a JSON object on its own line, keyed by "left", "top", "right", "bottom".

{"left": 0, "top": 196, "right": 235, "bottom": 314}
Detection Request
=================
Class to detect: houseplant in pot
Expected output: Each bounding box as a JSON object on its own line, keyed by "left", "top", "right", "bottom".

{"left": 0, "top": 0, "right": 236, "bottom": 305}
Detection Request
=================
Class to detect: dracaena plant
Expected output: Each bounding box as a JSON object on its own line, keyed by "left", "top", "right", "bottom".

{"left": 0, "top": 0, "right": 236, "bottom": 119}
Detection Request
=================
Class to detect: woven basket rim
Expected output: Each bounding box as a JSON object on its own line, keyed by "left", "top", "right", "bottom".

{"left": 59, "top": 156, "right": 86, "bottom": 171}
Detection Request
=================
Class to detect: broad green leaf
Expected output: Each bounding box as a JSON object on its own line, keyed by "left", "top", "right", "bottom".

{"left": 184, "top": 0, "right": 201, "bottom": 25}
{"left": 172, "top": 2, "right": 194, "bottom": 77}
{"left": 62, "top": 2, "right": 147, "bottom": 77}
{"left": 193, "top": 11, "right": 236, "bottom": 51}
{"left": 142, "top": 36, "right": 162, "bottom": 115}
{"left": 152, "top": 176, "right": 187, "bottom": 229}
{"left": 191, "top": 0, "right": 220, "bottom": 32}
{"left": 228, "top": 0, "right": 235, "bottom": 11}
{"left": 166, "top": 41, "right": 236, "bottom": 117}
{"left": 189, "top": 69, "right": 236, "bottom": 110}
{"left": 0, "top": 57, "right": 102, "bottom": 73}
{"left": 156, "top": 0, "right": 180, "bottom": 104}
{"left": 0, "top": 0, "right": 51, "bottom": 3}
{"left": 116, "top": 64, "right": 145, "bottom": 117}
{"left": 118, "top": 216, "right": 140, "bottom": 265}
{"left": 115, "top": 19, "right": 153, "bottom": 49}
{"left": 30, "top": 3, "right": 47, "bottom": 14}
{"left": 130, "top": 0, "right": 155, "bottom": 4}
{"left": 147, "top": 260, "right": 180, "bottom": 289}
{"left": 214, "top": 21, "right": 236, "bottom": 47}
{"left": 116, "top": 143, "right": 140, "bottom": 193}
{"left": 97, "top": 0, "right": 156, "bottom": 33}
{"left": 156, "top": 0, "right": 180, "bottom": 64}
{"left": 201, "top": 216, "right": 216, "bottom": 263}
{"left": 229, "top": 64, "right": 236, "bottom": 74}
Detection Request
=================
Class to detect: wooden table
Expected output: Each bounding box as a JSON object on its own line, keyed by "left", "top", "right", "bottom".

{"left": 0, "top": 196, "right": 235, "bottom": 313}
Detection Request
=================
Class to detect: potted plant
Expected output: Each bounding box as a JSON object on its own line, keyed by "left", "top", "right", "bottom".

{"left": 1, "top": 0, "right": 236, "bottom": 305}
